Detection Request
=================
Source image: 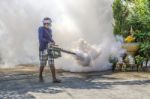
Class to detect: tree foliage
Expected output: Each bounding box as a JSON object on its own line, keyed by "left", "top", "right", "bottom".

{"left": 112, "top": 0, "right": 130, "bottom": 36}
{"left": 113, "top": 0, "right": 150, "bottom": 66}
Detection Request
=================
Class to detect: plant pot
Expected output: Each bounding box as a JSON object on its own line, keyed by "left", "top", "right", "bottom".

{"left": 122, "top": 43, "right": 140, "bottom": 56}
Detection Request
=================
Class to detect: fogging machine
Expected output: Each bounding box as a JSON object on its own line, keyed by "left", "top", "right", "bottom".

{"left": 48, "top": 45, "right": 76, "bottom": 59}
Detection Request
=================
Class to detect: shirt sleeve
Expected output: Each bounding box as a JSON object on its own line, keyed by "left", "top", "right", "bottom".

{"left": 38, "top": 27, "right": 49, "bottom": 43}
{"left": 49, "top": 29, "right": 55, "bottom": 43}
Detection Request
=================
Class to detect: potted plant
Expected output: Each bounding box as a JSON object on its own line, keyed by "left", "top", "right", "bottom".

{"left": 135, "top": 55, "right": 145, "bottom": 71}
{"left": 122, "top": 27, "right": 140, "bottom": 56}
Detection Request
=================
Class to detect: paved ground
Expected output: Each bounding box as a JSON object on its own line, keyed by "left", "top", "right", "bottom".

{"left": 0, "top": 66, "right": 150, "bottom": 99}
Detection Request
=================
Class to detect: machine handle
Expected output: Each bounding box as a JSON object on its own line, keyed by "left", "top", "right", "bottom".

{"left": 60, "top": 49, "right": 76, "bottom": 55}
{"left": 49, "top": 44, "right": 76, "bottom": 55}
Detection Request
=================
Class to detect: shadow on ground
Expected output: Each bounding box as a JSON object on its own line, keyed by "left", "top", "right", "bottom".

{"left": 0, "top": 71, "right": 150, "bottom": 99}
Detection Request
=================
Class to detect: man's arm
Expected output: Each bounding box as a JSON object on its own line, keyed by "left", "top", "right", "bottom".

{"left": 49, "top": 30, "right": 55, "bottom": 44}
{"left": 38, "top": 27, "right": 49, "bottom": 43}
{"left": 50, "top": 37, "right": 55, "bottom": 44}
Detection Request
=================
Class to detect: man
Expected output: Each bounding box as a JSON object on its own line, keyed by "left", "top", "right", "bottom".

{"left": 38, "top": 17, "right": 61, "bottom": 83}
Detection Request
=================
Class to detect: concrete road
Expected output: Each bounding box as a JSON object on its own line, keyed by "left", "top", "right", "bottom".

{"left": 0, "top": 68, "right": 150, "bottom": 99}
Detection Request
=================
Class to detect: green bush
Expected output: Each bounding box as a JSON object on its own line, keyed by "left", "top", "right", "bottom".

{"left": 135, "top": 55, "right": 145, "bottom": 65}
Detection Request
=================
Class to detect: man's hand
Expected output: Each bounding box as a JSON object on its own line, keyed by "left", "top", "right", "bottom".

{"left": 52, "top": 42, "right": 55, "bottom": 45}
{"left": 48, "top": 42, "right": 55, "bottom": 48}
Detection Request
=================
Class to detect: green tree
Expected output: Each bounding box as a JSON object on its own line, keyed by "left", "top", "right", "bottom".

{"left": 128, "top": 0, "right": 150, "bottom": 67}
{"left": 112, "top": 0, "right": 130, "bottom": 36}
{"left": 113, "top": 0, "right": 150, "bottom": 67}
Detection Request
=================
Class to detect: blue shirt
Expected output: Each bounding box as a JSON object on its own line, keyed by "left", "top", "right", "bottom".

{"left": 38, "top": 26, "right": 54, "bottom": 51}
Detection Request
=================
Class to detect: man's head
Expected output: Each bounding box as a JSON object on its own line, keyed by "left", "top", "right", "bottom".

{"left": 43, "top": 17, "right": 52, "bottom": 28}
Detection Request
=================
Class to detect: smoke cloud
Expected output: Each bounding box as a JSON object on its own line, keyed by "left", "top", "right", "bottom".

{"left": 0, "top": 0, "right": 119, "bottom": 72}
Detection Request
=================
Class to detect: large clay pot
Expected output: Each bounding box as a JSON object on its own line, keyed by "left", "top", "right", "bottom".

{"left": 122, "top": 43, "right": 140, "bottom": 55}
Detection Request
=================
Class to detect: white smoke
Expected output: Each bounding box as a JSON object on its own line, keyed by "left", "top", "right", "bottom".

{"left": 0, "top": 0, "right": 119, "bottom": 72}
{"left": 73, "top": 39, "right": 101, "bottom": 66}
{"left": 75, "top": 51, "right": 92, "bottom": 66}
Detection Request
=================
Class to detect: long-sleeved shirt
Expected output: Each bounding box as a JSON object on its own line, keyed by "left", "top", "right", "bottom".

{"left": 38, "top": 26, "right": 54, "bottom": 51}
